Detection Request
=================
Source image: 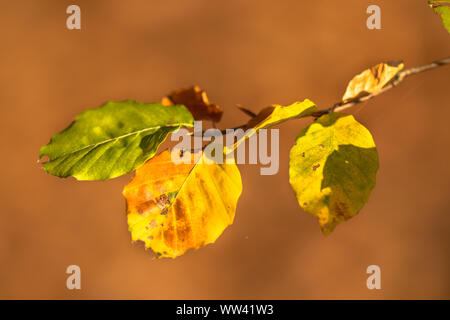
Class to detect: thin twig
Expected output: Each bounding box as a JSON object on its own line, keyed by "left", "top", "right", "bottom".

{"left": 310, "top": 57, "right": 450, "bottom": 117}
{"left": 431, "top": 2, "right": 450, "bottom": 9}
{"left": 188, "top": 57, "right": 450, "bottom": 134}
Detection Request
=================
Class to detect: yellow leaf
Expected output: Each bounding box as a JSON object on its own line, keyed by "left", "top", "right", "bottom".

{"left": 342, "top": 62, "right": 404, "bottom": 102}
{"left": 162, "top": 85, "right": 223, "bottom": 122}
{"left": 244, "top": 99, "right": 317, "bottom": 131}
{"left": 123, "top": 149, "right": 242, "bottom": 258}
{"left": 289, "top": 113, "right": 379, "bottom": 234}
{"left": 232, "top": 99, "right": 317, "bottom": 149}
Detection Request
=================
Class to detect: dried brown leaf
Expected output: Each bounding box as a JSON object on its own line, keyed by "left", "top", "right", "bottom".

{"left": 162, "top": 86, "right": 223, "bottom": 122}
{"left": 342, "top": 62, "right": 404, "bottom": 102}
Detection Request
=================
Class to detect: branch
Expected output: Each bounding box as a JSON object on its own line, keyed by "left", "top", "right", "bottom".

{"left": 190, "top": 57, "right": 450, "bottom": 136}
{"left": 431, "top": 2, "right": 450, "bottom": 9}
{"left": 310, "top": 56, "right": 450, "bottom": 117}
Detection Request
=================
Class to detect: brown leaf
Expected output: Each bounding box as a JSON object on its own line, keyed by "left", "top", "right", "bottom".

{"left": 162, "top": 86, "right": 223, "bottom": 122}
{"left": 342, "top": 62, "right": 404, "bottom": 102}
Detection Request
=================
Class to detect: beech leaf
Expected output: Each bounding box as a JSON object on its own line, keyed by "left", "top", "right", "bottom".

{"left": 289, "top": 113, "right": 379, "bottom": 234}
{"left": 429, "top": 1, "right": 450, "bottom": 33}
{"left": 39, "top": 101, "right": 194, "bottom": 180}
{"left": 244, "top": 99, "right": 317, "bottom": 130}
{"left": 229, "top": 99, "right": 318, "bottom": 148}
{"left": 342, "top": 62, "right": 404, "bottom": 102}
{"left": 223, "top": 99, "right": 318, "bottom": 150}
{"left": 162, "top": 86, "right": 223, "bottom": 122}
{"left": 123, "top": 149, "right": 242, "bottom": 258}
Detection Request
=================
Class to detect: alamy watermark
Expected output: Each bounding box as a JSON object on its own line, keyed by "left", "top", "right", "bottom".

{"left": 171, "top": 121, "right": 279, "bottom": 175}
{"left": 366, "top": 265, "right": 381, "bottom": 290}
{"left": 66, "top": 265, "right": 81, "bottom": 290}
{"left": 366, "top": 5, "right": 381, "bottom": 30}
{"left": 66, "top": 5, "right": 81, "bottom": 30}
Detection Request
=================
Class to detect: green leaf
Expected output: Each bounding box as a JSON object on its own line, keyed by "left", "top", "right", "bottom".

{"left": 429, "top": 1, "right": 450, "bottom": 33}
{"left": 39, "top": 100, "right": 194, "bottom": 180}
{"left": 289, "top": 113, "right": 379, "bottom": 234}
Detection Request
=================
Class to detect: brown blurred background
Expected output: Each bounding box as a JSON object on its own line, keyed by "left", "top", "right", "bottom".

{"left": 0, "top": 0, "right": 449, "bottom": 299}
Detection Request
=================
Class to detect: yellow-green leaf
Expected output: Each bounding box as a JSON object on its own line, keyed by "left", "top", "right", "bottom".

{"left": 429, "top": 1, "right": 450, "bottom": 33}
{"left": 39, "top": 101, "right": 194, "bottom": 180}
{"left": 123, "top": 149, "right": 242, "bottom": 258}
{"left": 244, "top": 99, "right": 317, "bottom": 131}
{"left": 342, "top": 62, "right": 404, "bottom": 102}
{"left": 289, "top": 113, "right": 379, "bottom": 234}
{"left": 231, "top": 99, "right": 317, "bottom": 149}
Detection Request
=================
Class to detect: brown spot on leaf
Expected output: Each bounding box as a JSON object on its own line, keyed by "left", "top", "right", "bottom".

{"left": 136, "top": 200, "right": 155, "bottom": 215}
{"left": 174, "top": 200, "right": 187, "bottom": 220}
{"left": 159, "top": 194, "right": 169, "bottom": 204}
{"left": 163, "top": 227, "right": 175, "bottom": 249}
{"left": 155, "top": 194, "right": 171, "bottom": 210}
{"left": 332, "top": 201, "right": 350, "bottom": 220}
{"left": 176, "top": 222, "right": 192, "bottom": 245}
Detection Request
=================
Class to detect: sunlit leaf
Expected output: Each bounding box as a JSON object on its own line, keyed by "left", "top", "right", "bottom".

{"left": 123, "top": 149, "right": 242, "bottom": 258}
{"left": 244, "top": 99, "right": 317, "bottom": 131}
{"left": 289, "top": 113, "right": 379, "bottom": 234}
{"left": 342, "top": 62, "right": 404, "bottom": 102}
{"left": 39, "top": 101, "right": 194, "bottom": 180}
{"left": 233, "top": 99, "right": 317, "bottom": 147}
{"left": 162, "top": 85, "right": 223, "bottom": 122}
{"left": 429, "top": 1, "right": 450, "bottom": 33}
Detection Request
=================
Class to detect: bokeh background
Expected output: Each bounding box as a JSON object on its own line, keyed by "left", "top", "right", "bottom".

{"left": 1, "top": 0, "right": 449, "bottom": 299}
